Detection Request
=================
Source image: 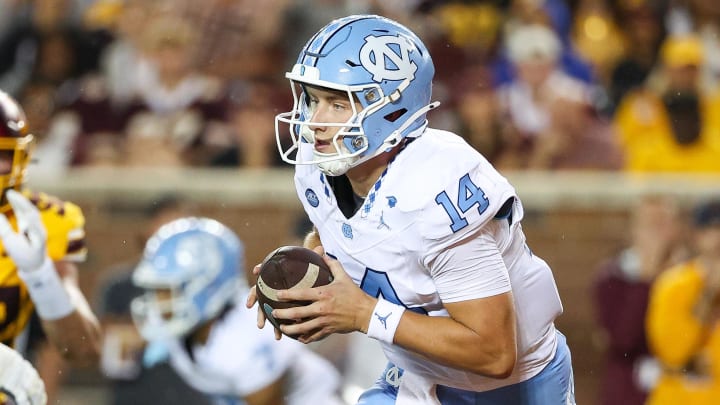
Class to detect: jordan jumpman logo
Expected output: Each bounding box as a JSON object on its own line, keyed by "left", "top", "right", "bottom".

{"left": 374, "top": 311, "right": 392, "bottom": 329}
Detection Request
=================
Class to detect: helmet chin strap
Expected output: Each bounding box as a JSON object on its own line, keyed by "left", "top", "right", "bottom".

{"left": 316, "top": 155, "right": 357, "bottom": 176}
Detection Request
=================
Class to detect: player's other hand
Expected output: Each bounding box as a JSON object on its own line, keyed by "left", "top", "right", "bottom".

{"left": 247, "top": 262, "right": 282, "bottom": 340}
{"left": 0, "top": 190, "right": 48, "bottom": 272}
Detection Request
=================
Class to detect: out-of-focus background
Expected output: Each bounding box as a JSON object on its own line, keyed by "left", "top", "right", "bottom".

{"left": 3, "top": 0, "right": 720, "bottom": 403}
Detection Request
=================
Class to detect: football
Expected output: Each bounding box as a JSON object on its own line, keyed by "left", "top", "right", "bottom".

{"left": 255, "top": 246, "right": 333, "bottom": 337}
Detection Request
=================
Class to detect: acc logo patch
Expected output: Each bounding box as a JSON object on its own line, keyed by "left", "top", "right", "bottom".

{"left": 360, "top": 35, "right": 417, "bottom": 82}
{"left": 305, "top": 188, "right": 320, "bottom": 207}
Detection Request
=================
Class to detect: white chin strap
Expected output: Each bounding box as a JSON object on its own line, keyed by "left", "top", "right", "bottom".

{"left": 315, "top": 153, "right": 358, "bottom": 176}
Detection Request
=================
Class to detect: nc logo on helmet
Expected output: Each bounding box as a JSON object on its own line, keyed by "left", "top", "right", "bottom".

{"left": 359, "top": 35, "right": 417, "bottom": 82}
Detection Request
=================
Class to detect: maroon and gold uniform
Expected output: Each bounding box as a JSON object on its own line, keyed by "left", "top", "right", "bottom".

{"left": 0, "top": 190, "right": 86, "bottom": 347}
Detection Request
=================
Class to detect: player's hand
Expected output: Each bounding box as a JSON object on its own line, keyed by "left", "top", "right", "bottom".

{"left": 271, "top": 246, "right": 376, "bottom": 343}
{"left": 0, "top": 190, "right": 48, "bottom": 272}
{"left": 247, "top": 263, "right": 282, "bottom": 340}
{"left": 0, "top": 343, "right": 47, "bottom": 405}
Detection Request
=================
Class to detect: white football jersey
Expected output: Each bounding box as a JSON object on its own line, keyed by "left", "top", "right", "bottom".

{"left": 165, "top": 301, "right": 341, "bottom": 405}
{"left": 294, "top": 128, "right": 563, "bottom": 392}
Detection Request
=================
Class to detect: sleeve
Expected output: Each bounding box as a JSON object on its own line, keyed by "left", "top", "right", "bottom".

{"left": 419, "top": 163, "right": 516, "bottom": 251}
{"left": 646, "top": 265, "right": 706, "bottom": 369}
{"left": 417, "top": 161, "right": 516, "bottom": 302}
{"left": 428, "top": 221, "right": 511, "bottom": 303}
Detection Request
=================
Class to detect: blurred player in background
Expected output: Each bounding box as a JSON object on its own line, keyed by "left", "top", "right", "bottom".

{"left": 97, "top": 196, "right": 211, "bottom": 405}
{"left": 0, "top": 342, "right": 46, "bottom": 405}
{"left": 131, "top": 217, "right": 343, "bottom": 405}
{"left": 252, "top": 14, "right": 575, "bottom": 404}
{"left": 0, "top": 90, "right": 100, "bottom": 364}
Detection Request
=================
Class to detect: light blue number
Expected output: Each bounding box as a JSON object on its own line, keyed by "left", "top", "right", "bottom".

{"left": 360, "top": 268, "right": 426, "bottom": 315}
{"left": 435, "top": 173, "right": 489, "bottom": 232}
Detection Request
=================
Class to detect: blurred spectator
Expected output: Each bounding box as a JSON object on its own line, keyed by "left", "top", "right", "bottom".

{"left": 0, "top": 0, "right": 110, "bottom": 97}
{"left": 18, "top": 83, "right": 79, "bottom": 174}
{"left": 189, "top": 0, "right": 292, "bottom": 80}
{"left": 121, "top": 15, "right": 233, "bottom": 167}
{"left": 493, "top": 0, "right": 596, "bottom": 86}
{"left": 666, "top": 0, "right": 720, "bottom": 90}
{"left": 646, "top": 197, "right": 720, "bottom": 404}
{"left": 494, "top": 23, "right": 621, "bottom": 170}
{"left": 606, "top": 0, "right": 667, "bottom": 112}
{"left": 92, "top": 0, "right": 147, "bottom": 109}
{"left": 571, "top": 0, "right": 626, "bottom": 87}
{"left": 282, "top": 0, "right": 361, "bottom": 70}
{"left": 594, "top": 195, "right": 690, "bottom": 405}
{"left": 9, "top": 0, "right": 131, "bottom": 172}
{"left": 524, "top": 94, "right": 623, "bottom": 170}
{"left": 613, "top": 35, "right": 720, "bottom": 172}
{"left": 424, "top": 2, "right": 504, "bottom": 133}
{"left": 96, "top": 196, "right": 211, "bottom": 405}
{"left": 453, "top": 66, "right": 504, "bottom": 162}
{"left": 212, "top": 79, "right": 287, "bottom": 168}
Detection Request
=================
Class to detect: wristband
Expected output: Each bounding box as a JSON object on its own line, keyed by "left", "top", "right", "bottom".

{"left": 366, "top": 297, "right": 405, "bottom": 344}
{"left": 17, "top": 257, "right": 75, "bottom": 320}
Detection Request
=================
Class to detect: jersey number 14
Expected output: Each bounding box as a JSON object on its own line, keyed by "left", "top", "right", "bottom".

{"left": 434, "top": 173, "right": 489, "bottom": 232}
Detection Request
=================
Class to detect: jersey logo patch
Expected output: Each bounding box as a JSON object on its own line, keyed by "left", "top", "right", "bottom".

{"left": 385, "top": 365, "right": 402, "bottom": 388}
{"left": 305, "top": 188, "right": 319, "bottom": 207}
{"left": 386, "top": 196, "right": 397, "bottom": 208}
{"left": 342, "top": 223, "right": 353, "bottom": 239}
{"left": 360, "top": 35, "right": 417, "bottom": 82}
{"left": 377, "top": 211, "right": 391, "bottom": 231}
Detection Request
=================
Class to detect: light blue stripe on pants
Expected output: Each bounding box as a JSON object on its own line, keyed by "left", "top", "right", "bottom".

{"left": 357, "top": 331, "right": 575, "bottom": 404}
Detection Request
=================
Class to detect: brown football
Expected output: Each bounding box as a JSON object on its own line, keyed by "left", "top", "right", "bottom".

{"left": 255, "top": 246, "right": 333, "bottom": 338}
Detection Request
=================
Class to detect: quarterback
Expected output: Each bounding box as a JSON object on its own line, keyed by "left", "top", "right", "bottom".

{"left": 0, "top": 91, "right": 100, "bottom": 366}
{"left": 250, "top": 14, "right": 576, "bottom": 404}
{"left": 131, "top": 217, "right": 343, "bottom": 405}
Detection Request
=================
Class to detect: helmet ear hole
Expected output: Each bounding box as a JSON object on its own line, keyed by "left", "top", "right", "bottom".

{"left": 384, "top": 108, "right": 407, "bottom": 123}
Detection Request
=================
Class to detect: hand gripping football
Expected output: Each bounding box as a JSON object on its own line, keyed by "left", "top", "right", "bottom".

{"left": 255, "top": 246, "right": 333, "bottom": 337}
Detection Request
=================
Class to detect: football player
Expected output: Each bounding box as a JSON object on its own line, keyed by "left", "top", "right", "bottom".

{"left": 0, "top": 342, "right": 46, "bottom": 405}
{"left": 0, "top": 91, "right": 100, "bottom": 365}
{"left": 130, "top": 217, "right": 343, "bottom": 405}
{"left": 250, "top": 14, "right": 576, "bottom": 404}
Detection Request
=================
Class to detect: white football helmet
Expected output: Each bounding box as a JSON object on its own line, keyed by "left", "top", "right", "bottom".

{"left": 275, "top": 14, "right": 439, "bottom": 176}
{"left": 131, "top": 217, "right": 246, "bottom": 341}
